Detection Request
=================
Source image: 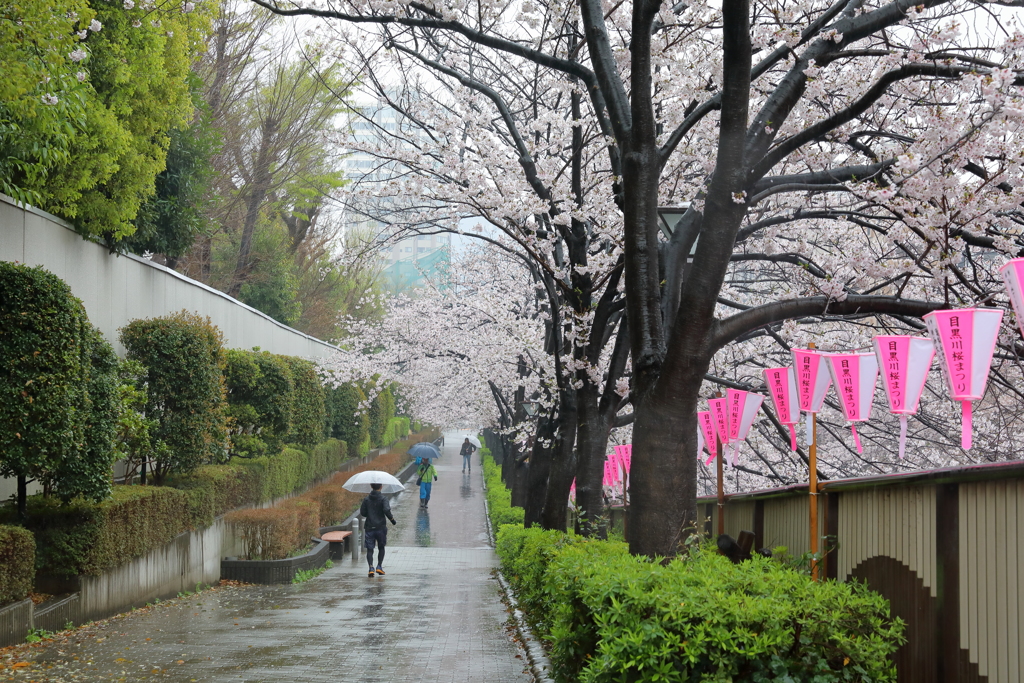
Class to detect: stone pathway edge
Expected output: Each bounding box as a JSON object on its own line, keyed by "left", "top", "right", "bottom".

{"left": 481, "top": 475, "right": 556, "bottom": 683}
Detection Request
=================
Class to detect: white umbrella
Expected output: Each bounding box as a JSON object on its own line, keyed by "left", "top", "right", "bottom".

{"left": 342, "top": 470, "right": 406, "bottom": 494}
{"left": 467, "top": 436, "right": 482, "bottom": 448}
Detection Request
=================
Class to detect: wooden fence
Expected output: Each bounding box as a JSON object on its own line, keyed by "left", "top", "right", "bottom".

{"left": 698, "top": 460, "right": 1024, "bottom": 683}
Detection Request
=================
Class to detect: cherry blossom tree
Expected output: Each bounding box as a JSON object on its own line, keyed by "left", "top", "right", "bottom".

{"left": 258, "top": 0, "right": 1024, "bottom": 556}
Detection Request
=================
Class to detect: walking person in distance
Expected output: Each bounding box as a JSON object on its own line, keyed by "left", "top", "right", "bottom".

{"left": 460, "top": 438, "right": 477, "bottom": 472}
{"left": 417, "top": 459, "right": 438, "bottom": 507}
{"left": 359, "top": 483, "right": 396, "bottom": 577}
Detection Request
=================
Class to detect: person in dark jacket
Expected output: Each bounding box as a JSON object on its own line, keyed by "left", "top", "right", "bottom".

{"left": 359, "top": 483, "right": 397, "bottom": 576}
{"left": 460, "top": 438, "right": 477, "bottom": 472}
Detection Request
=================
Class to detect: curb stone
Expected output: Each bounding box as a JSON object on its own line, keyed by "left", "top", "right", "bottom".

{"left": 481, "top": 466, "right": 556, "bottom": 683}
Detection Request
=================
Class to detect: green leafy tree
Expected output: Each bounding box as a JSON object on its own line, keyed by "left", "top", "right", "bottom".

{"left": 120, "top": 311, "right": 228, "bottom": 482}
{"left": 325, "top": 383, "right": 368, "bottom": 451}
{"left": 368, "top": 384, "right": 396, "bottom": 446}
{"left": 0, "top": 264, "right": 90, "bottom": 516}
{"left": 118, "top": 74, "right": 219, "bottom": 266}
{"left": 45, "top": 326, "right": 120, "bottom": 503}
{"left": 0, "top": 0, "right": 94, "bottom": 206}
{"left": 225, "top": 349, "right": 293, "bottom": 456}
{"left": 281, "top": 357, "right": 325, "bottom": 448}
{"left": 1, "top": 0, "right": 212, "bottom": 238}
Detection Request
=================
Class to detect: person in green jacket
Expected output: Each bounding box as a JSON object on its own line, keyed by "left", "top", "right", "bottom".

{"left": 417, "top": 460, "right": 438, "bottom": 508}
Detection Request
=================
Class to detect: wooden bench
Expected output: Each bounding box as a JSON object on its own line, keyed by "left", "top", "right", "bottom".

{"left": 320, "top": 530, "right": 353, "bottom": 559}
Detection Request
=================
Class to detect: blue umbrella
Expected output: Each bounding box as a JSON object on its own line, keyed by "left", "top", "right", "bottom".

{"left": 409, "top": 442, "right": 442, "bottom": 460}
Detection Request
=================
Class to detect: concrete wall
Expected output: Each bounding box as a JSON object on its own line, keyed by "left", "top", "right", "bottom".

{"left": 0, "top": 193, "right": 342, "bottom": 500}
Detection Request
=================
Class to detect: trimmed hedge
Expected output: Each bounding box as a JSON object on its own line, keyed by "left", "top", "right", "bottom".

{"left": 495, "top": 525, "right": 905, "bottom": 683}
{"left": 325, "top": 382, "right": 369, "bottom": 450}
{"left": 9, "top": 486, "right": 191, "bottom": 577}
{"left": 482, "top": 448, "right": 524, "bottom": 528}
{"left": 227, "top": 449, "right": 410, "bottom": 560}
{"left": 5, "top": 439, "right": 349, "bottom": 577}
{"left": 0, "top": 525, "right": 35, "bottom": 604}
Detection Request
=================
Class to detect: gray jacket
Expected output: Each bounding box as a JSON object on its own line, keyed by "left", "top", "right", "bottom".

{"left": 359, "top": 491, "right": 395, "bottom": 531}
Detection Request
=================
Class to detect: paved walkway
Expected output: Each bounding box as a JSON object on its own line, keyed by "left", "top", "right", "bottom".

{"left": 0, "top": 431, "right": 532, "bottom": 683}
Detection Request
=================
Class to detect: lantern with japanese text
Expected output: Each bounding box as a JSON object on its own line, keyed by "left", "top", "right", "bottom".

{"left": 923, "top": 308, "right": 1004, "bottom": 450}
{"left": 613, "top": 444, "right": 632, "bottom": 474}
{"left": 724, "top": 388, "right": 764, "bottom": 465}
{"left": 792, "top": 348, "right": 833, "bottom": 445}
{"left": 872, "top": 336, "right": 935, "bottom": 459}
{"left": 1000, "top": 259, "right": 1024, "bottom": 339}
{"left": 825, "top": 352, "right": 879, "bottom": 453}
{"left": 763, "top": 367, "right": 800, "bottom": 450}
{"left": 698, "top": 410, "right": 717, "bottom": 464}
{"left": 709, "top": 397, "right": 731, "bottom": 464}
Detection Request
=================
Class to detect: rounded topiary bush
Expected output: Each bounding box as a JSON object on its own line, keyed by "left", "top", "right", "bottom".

{"left": 120, "top": 310, "right": 228, "bottom": 481}
{"left": 0, "top": 263, "right": 120, "bottom": 511}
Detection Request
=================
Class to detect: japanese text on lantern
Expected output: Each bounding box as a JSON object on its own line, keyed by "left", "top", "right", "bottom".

{"left": 839, "top": 359, "right": 856, "bottom": 415}
{"left": 799, "top": 356, "right": 812, "bottom": 398}
{"left": 948, "top": 316, "right": 967, "bottom": 393}
{"left": 885, "top": 341, "right": 903, "bottom": 409}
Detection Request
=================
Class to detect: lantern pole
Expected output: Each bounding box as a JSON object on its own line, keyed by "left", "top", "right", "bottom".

{"left": 808, "top": 342, "right": 820, "bottom": 581}
{"left": 716, "top": 391, "right": 725, "bottom": 536}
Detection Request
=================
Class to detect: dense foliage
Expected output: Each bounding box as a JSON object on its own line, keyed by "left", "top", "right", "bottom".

{"left": 282, "top": 357, "right": 326, "bottom": 448}
{"left": 120, "top": 311, "right": 228, "bottom": 481}
{"left": 224, "top": 349, "right": 293, "bottom": 456}
{"left": 1, "top": 0, "right": 212, "bottom": 237}
{"left": 3, "top": 439, "right": 349, "bottom": 577}
{"left": 0, "top": 525, "right": 35, "bottom": 604}
{"left": 482, "top": 449, "right": 524, "bottom": 528}
{"left": 325, "top": 382, "right": 369, "bottom": 450}
{"left": 0, "top": 263, "right": 122, "bottom": 511}
{"left": 368, "top": 384, "right": 396, "bottom": 445}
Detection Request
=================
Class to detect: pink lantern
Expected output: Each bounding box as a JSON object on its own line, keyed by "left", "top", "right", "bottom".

{"left": 725, "top": 388, "right": 764, "bottom": 465}
{"left": 872, "top": 335, "right": 935, "bottom": 459}
{"left": 792, "top": 348, "right": 832, "bottom": 445}
{"left": 697, "top": 410, "right": 717, "bottom": 465}
{"left": 923, "top": 308, "right": 1004, "bottom": 450}
{"left": 709, "top": 397, "right": 731, "bottom": 453}
{"left": 825, "top": 353, "right": 878, "bottom": 453}
{"left": 569, "top": 479, "right": 576, "bottom": 503}
{"left": 613, "top": 444, "right": 632, "bottom": 473}
{"left": 1000, "top": 259, "right": 1024, "bottom": 339}
{"left": 763, "top": 367, "right": 800, "bottom": 450}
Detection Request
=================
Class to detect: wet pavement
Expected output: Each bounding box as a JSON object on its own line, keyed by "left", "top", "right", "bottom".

{"left": 0, "top": 430, "right": 532, "bottom": 682}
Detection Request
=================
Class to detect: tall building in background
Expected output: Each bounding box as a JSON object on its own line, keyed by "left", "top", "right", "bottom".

{"left": 341, "top": 94, "right": 451, "bottom": 294}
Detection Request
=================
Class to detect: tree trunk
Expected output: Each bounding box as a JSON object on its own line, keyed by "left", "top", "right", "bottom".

{"left": 540, "top": 394, "right": 578, "bottom": 531}
{"left": 524, "top": 413, "right": 557, "bottom": 526}
{"left": 574, "top": 384, "right": 616, "bottom": 537}
{"left": 17, "top": 475, "right": 27, "bottom": 520}
{"left": 229, "top": 117, "right": 279, "bottom": 298}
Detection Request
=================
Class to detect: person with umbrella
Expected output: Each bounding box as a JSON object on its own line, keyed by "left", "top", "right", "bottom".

{"left": 344, "top": 471, "right": 402, "bottom": 577}
{"left": 417, "top": 458, "right": 438, "bottom": 508}
{"left": 460, "top": 437, "right": 478, "bottom": 472}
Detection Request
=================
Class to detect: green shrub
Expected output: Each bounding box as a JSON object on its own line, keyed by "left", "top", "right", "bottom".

{"left": 49, "top": 326, "right": 120, "bottom": 503}
{"left": 0, "top": 525, "right": 35, "bottom": 604}
{"left": 495, "top": 529, "right": 904, "bottom": 683}
{"left": 0, "top": 263, "right": 90, "bottom": 510}
{"left": 380, "top": 416, "right": 410, "bottom": 447}
{"left": 325, "top": 382, "right": 369, "bottom": 449}
{"left": 282, "top": 357, "right": 326, "bottom": 448}
{"left": 224, "top": 349, "right": 293, "bottom": 455}
{"left": 483, "top": 449, "right": 524, "bottom": 528}
{"left": 368, "top": 384, "right": 396, "bottom": 446}
{"left": 120, "top": 311, "right": 228, "bottom": 481}
{"left": 4, "top": 486, "right": 191, "bottom": 577}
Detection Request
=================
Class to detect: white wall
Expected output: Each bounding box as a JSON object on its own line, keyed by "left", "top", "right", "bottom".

{"left": 0, "top": 193, "right": 342, "bottom": 501}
